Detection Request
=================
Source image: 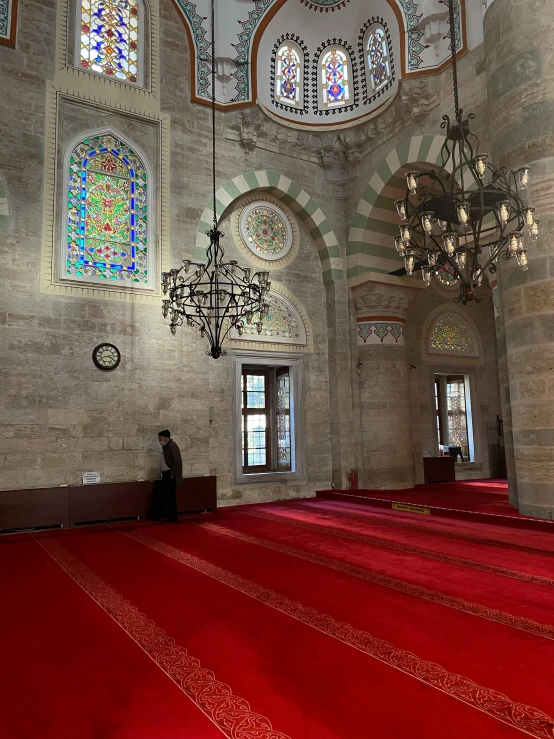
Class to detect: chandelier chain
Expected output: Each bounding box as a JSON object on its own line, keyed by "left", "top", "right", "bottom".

{"left": 447, "top": 0, "right": 460, "bottom": 121}
{"left": 211, "top": 0, "right": 217, "bottom": 229}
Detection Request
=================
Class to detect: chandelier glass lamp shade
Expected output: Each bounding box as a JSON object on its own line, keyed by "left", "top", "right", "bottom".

{"left": 160, "top": 0, "right": 268, "bottom": 358}
{"left": 394, "top": 0, "right": 536, "bottom": 304}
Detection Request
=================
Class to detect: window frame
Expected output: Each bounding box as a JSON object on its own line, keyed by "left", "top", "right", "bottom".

{"left": 431, "top": 368, "right": 477, "bottom": 464}
{"left": 59, "top": 127, "right": 156, "bottom": 292}
{"left": 319, "top": 46, "right": 350, "bottom": 109}
{"left": 232, "top": 352, "right": 305, "bottom": 486}
{"left": 365, "top": 24, "right": 391, "bottom": 94}
{"left": 241, "top": 367, "right": 272, "bottom": 474}
{"left": 74, "top": 0, "right": 147, "bottom": 88}
{"left": 275, "top": 40, "right": 303, "bottom": 109}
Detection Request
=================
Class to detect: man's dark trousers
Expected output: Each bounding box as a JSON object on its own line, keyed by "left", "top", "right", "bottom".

{"left": 161, "top": 470, "right": 178, "bottom": 521}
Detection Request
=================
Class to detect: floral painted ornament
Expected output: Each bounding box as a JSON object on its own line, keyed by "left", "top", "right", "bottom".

{"left": 300, "top": 0, "right": 349, "bottom": 11}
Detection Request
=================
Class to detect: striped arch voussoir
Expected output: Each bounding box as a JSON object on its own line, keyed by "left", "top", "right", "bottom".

{"left": 347, "top": 134, "right": 450, "bottom": 282}
{"left": 195, "top": 171, "right": 344, "bottom": 283}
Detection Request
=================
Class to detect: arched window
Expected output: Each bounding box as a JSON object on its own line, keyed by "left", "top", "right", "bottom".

{"left": 320, "top": 47, "right": 350, "bottom": 108}
{"left": 77, "top": 0, "right": 144, "bottom": 85}
{"left": 64, "top": 130, "right": 151, "bottom": 289}
{"left": 366, "top": 24, "right": 391, "bottom": 93}
{"left": 271, "top": 35, "right": 308, "bottom": 114}
{"left": 231, "top": 291, "right": 308, "bottom": 347}
{"left": 276, "top": 42, "right": 302, "bottom": 107}
{"left": 429, "top": 315, "right": 476, "bottom": 355}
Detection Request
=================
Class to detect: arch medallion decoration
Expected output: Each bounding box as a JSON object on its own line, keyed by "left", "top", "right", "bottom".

{"left": 231, "top": 193, "right": 300, "bottom": 271}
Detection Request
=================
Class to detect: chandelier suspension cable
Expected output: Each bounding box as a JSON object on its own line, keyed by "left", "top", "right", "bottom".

{"left": 446, "top": 0, "right": 460, "bottom": 121}
{"left": 160, "top": 0, "right": 270, "bottom": 358}
{"left": 210, "top": 0, "right": 217, "bottom": 229}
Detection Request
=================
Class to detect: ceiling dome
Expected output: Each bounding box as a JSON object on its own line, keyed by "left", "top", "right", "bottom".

{"left": 171, "top": 0, "right": 479, "bottom": 128}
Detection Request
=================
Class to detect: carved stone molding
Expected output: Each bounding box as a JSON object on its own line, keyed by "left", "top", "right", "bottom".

{"left": 352, "top": 278, "right": 422, "bottom": 321}
{"left": 225, "top": 77, "right": 440, "bottom": 170}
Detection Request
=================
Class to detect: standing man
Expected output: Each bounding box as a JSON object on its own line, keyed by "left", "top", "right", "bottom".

{"left": 158, "top": 430, "right": 182, "bottom": 522}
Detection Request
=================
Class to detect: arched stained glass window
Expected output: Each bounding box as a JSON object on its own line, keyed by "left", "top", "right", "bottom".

{"left": 320, "top": 47, "right": 350, "bottom": 107}
{"left": 78, "top": 0, "right": 143, "bottom": 84}
{"left": 367, "top": 25, "right": 391, "bottom": 92}
{"left": 276, "top": 42, "right": 302, "bottom": 107}
{"left": 430, "top": 315, "right": 475, "bottom": 354}
{"left": 65, "top": 131, "right": 150, "bottom": 288}
{"left": 233, "top": 292, "right": 307, "bottom": 346}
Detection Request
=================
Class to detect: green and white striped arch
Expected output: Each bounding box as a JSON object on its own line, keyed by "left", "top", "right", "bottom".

{"left": 196, "top": 171, "right": 344, "bottom": 283}
{"left": 347, "top": 134, "right": 450, "bottom": 281}
{"left": 0, "top": 175, "right": 8, "bottom": 228}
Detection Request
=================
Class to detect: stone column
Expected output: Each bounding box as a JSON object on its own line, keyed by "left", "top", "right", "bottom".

{"left": 353, "top": 280, "right": 421, "bottom": 489}
{"left": 490, "top": 277, "right": 518, "bottom": 506}
{"left": 485, "top": 0, "right": 554, "bottom": 518}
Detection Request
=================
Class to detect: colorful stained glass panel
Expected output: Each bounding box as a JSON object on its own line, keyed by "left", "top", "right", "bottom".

{"left": 66, "top": 133, "right": 148, "bottom": 285}
{"left": 277, "top": 44, "right": 301, "bottom": 106}
{"left": 242, "top": 295, "right": 301, "bottom": 340}
{"left": 239, "top": 201, "right": 293, "bottom": 262}
{"left": 367, "top": 26, "right": 391, "bottom": 92}
{"left": 321, "top": 48, "right": 349, "bottom": 107}
{"left": 430, "top": 316, "right": 474, "bottom": 354}
{"left": 79, "top": 0, "right": 141, "bottom": 84}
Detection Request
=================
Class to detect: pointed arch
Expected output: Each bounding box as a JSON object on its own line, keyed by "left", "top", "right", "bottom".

{"left": 195, "top": 170, "right": 344, "bottom": 283}
{"left": 347, "top": 134, "right": 453, "bottom": 283}
{"left": 62, "top": 127, "right": 154, "bottom": 290}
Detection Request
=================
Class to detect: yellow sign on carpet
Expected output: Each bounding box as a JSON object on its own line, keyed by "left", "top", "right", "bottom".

{"left": 391, "top": 503, "right": 431, "bottom": 515}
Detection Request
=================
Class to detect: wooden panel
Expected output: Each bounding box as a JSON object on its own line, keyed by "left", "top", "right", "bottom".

{"left": 69, "top": 481, "right": 153, "bottom": 526}
{"left": 0, "top": 487, "right": 70, "bottom": 532}
{"left": 423, "top": 457, "right": 456, "bottom": 483}
{"left": 177, "top": 476, "right": 217, "bottom": 513}
{"left": 1, "top": 477, "right": 218, "bottom": 532}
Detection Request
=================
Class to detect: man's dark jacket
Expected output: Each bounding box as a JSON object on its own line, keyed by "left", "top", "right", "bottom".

{"left": 162, "top": 439, "right": 183, "bottom": 488}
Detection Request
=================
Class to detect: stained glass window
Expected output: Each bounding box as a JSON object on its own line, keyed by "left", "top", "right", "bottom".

{"left": 430, "top": 315, "right": 474, "bottom": 354}
{"left": 435, "top": 262, "right": 459, "bottom": 286}
{"left": 66, "top": 132, "right": 149, "bottom": 286}
{"left": 321, "top": 47, "right": 349, "bottom": 107}
{"left": 240, "top": 203, "right": 292, "bottom": 260}
{"left": 78, "top": 0, "right": 142, "bottom": 84}
{"left": 276, "top": 368, "right": 291, "bottom": 472}
{"left": 367, "top": 25, "right": 391, "bottom": 92}
{"left": 276, "top": 43, "right": 302, "bottom": 107}
{"left": 240, "top": 294, "right": 303, "bottom": 342}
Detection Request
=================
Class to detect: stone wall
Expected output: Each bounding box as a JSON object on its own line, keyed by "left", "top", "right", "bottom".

{"left": 0, "top": 0, "right": 501, "bottom": 503}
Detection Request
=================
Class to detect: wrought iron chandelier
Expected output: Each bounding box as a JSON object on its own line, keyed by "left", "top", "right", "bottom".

{"left": 160, "top": 0, "right": 269, "bottom": 358}
{"left": 393, "top": 0, "right": 537, "bottom": 304}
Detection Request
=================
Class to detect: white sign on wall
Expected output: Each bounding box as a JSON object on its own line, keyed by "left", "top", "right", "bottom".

{"left": 83, "top": 472, "right": 101, "bottom": 485}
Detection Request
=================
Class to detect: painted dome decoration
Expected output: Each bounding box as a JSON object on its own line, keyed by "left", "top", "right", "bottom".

{"left": 300, "top": 0, "right": 350, "bottom": 11}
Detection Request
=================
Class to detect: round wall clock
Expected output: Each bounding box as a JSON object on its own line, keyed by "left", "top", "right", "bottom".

{"left": 92, "top": 343, "right": 121, "bottom": 371}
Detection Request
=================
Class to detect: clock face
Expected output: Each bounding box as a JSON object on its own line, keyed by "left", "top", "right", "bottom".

{"left": 92, "top": 343, "right": 121, "bottom": 371}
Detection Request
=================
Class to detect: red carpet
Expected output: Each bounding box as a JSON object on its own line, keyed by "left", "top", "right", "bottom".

{"left": 317, "top": 479, "right": 554, "bottom": 530}
{"left": 1, "top": 496, "right": 554, "bottom": 738}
